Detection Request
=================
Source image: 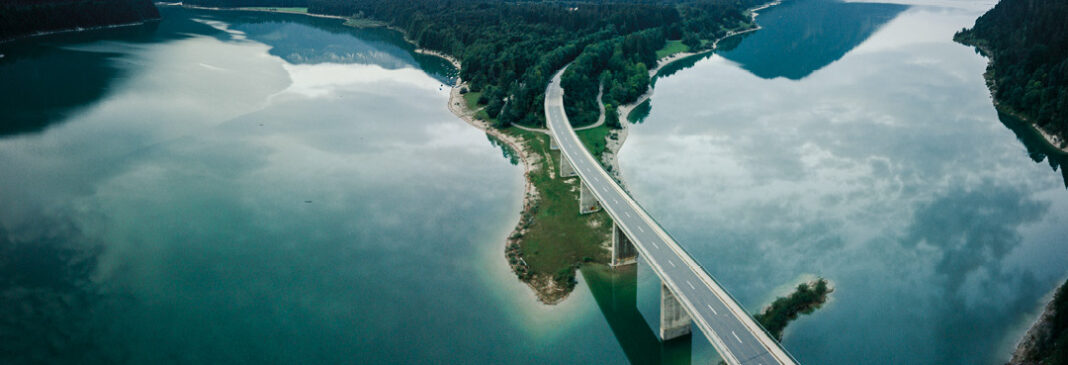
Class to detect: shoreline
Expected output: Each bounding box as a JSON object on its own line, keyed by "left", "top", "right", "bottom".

{"left": 0, "top": 18, "right": 160, "bottom": 45}
{"left": 1007, "top": 279, "right": 1066, "bottom": 364}
{"left": 617, "top": 0, "right": 781, "bottom": 123}
{"left": 171, "top": 4, "right": 564, "bottom": 302}
{"left": 965, "top": 41, "right": 1068, "bottom": 154}
{"left": 606, "top": 0, "right": 781, "bottom": 185}
{"left": 178, "top": 4, "right": 348, "bottom": 20}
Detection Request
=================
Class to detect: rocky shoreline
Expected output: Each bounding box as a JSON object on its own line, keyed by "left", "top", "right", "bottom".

{"left": 1006, "top": 280, "right": 1066, "bottom": 365}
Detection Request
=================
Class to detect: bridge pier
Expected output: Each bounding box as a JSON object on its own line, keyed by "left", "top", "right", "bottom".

{"left": 611, "top": 223, "right": 637, "bottom": 267}
{"left": 579, "top": 180, "right": 600, "bottom": 214}
{"left": 660, "top": 283, "right": 692, "bottom": 341}
{"left": 559, "top": 153, "right": 577, "bottom": 178}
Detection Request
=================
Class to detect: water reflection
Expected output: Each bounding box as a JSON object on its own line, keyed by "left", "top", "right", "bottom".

{"left": 995, "top": 112, "right": 1068, "bottom": 188}
{"left": 718, "top": 0, "right": 907, "bottom": 80}
{"left": 218, "top": 10, "right": 455, "bottom": 82}
{"left": 582, "top": 265, "right": 694, "bottom": 364}
{"left": 0, "top": 14, "right": 226, "bottom": 137}
{"left": 619, "top": 3, "right": 1068, "bottom": 363}
{"left": 0, "top": 6, "right": 454, "bottom": 139}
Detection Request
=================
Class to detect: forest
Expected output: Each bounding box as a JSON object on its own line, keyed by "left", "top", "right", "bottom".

{"left": 183, "top": 0, "right": 308, "bottom": 7}
{"left": 955, "top": 0, "right": 1068, "bottom": 144}
{"left": 560, "top": 1, "right": 752, "bottom": 127}
{"left": 0, "top": 0, "right": 160, "bottom": 41}
{"left": 301, "top": 0, "right": 762, "bottom": 128}
{"left": 120, "top": 0, "right": 763, "bottom": 128}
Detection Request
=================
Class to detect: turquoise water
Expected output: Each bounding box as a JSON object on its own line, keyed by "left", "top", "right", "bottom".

{"left": 0, "top": 7, "right": 636, "bottom": 364}
{"left": 3, "top": 2, "right": 1064, "bottom": 364}
{"left": 623, "top": 0, "right": 1068, "bottom": 364}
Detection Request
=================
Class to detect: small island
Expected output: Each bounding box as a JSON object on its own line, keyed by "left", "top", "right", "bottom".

{"left": 755, "top": 278, "right": 834, "bottom": 341}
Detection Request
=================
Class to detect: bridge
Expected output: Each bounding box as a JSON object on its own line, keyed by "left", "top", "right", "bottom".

{"left": 544, "top": 69, "right": 799, "bottom": 365}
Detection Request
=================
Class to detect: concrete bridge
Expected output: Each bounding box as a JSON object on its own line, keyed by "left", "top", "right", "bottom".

{"left": 544, "top": 69, "right": 799, "bottom": 365}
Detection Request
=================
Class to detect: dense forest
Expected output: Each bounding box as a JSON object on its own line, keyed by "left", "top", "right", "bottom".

{"left": 148, "top": 0, "right": 765, "bottom": 128}
{"left": 299, "top": 0, "right": 763, "bottom": 128}
{"left": 0, "top": 0, "right": 160, "bottom": 41}
{"left": 955, "top": 0, "right": 1068, "bottom": 146}
{"left": 561, "top": 1, "right": 752, "bottom": 127}
{"left": 183, "top": 0, "right": 308, "bottom": 7}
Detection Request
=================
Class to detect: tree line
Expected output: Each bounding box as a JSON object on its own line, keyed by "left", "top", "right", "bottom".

{"left": 0, "top": 0, "right": 160, "bottom": 41}
{"left": 754, "top": 278, "right": 831, "bottom": 341}
{"left": 559, "top": 1, "right": 752, "bottom": 128}
{"left": 955, "top": 0, "right": 1068, "bottom": 142}
{"left": 105, "top": 0, "right": 764, "bottom": 129}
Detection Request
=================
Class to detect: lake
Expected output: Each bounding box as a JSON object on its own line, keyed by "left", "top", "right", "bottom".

{"left": 623, "top": 0, "right": 1068, "bottom": 363}
{"left": 1, "top": 1, "right": 1065, "bottom": 364}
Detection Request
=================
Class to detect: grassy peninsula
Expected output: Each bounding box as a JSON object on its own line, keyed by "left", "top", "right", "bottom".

{"left": 181, "top": 0, "right": 768, "bottom": 302}
{"left": 954, "top": 0, "right": 1068, "bottom": 152}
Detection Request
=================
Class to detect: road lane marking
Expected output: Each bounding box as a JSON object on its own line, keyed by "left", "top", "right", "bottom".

{"left": 651, "top": 241, "right": 660, "bottom": 249}
{"left": 613, "top": 198, "right": 619, "bottom": 204}
{"left": 668, "top": 260, "right": 676, "bottom": 268}
{"left": 686, "top": 280, "right": 695, "bottom": 290}
{"left": 637, "top": 226, "right": 645, "bottom": 233}
{"left": 706, "top": 304, "right": 718, "bottom": 315}
{"left": 731, "top": 331, "right": 743, "bottom": 344}
{"left": 624, "top": 212, "right": 632, "bottom": 218}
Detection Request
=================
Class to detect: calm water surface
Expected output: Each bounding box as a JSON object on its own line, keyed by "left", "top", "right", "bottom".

{"left": 624, "top": 0, "right": 1068, "bottom": 364}
{"left": 0, "top": 7, "right": 637, "bottom": 364}
{"left": 3, "top": 1, "right": 1065, "bottom": 364}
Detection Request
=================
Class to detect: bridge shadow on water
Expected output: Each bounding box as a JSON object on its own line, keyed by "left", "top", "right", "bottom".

{"left": 581, "top": 264, "right": 697, "bottom": 365}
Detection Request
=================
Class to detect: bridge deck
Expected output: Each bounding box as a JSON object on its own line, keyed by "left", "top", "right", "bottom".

{"left": 543, "top": 69, "right": 798, "bottom": 365}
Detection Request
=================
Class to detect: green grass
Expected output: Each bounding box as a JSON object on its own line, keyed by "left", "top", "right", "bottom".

{"left": 656, "top": 40, "right": 690, "bottom": 59}
{"left": 462, "top": 91, "right": 482, "bottom": 111}
{"left": 503, "top": 127, "right": 612, "bottom": 290}
{"left": 576, "top": 124, "right": 611, "bottom": 163}
{"left": 238, "top": 7, "right": 307, "bottom": 13}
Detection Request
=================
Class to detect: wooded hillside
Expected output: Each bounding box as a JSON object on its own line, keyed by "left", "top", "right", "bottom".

{"left": 0, "top": 0, "right": 160, "bottom": 41}
{"left": 955, "top": 0, "right": 1068, "bottom": 144}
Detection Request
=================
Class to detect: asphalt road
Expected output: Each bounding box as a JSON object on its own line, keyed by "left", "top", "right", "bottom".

{"left": 544, "top": 69, "right": 798, "bottom": 365}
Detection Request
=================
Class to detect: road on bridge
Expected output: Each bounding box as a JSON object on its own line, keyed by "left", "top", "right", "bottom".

{"left": 544, "top": 69, "right": 798, "bottom": 365}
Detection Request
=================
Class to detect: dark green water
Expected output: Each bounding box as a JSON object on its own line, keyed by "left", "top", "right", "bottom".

{"left": 623, "top": 0, "right": 1068, "bottom": 364}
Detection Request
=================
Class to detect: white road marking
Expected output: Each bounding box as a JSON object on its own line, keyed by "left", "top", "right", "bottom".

{"left": 613, "top": 198, "right": 619, "bottom": 204}
{"left": 651, "top": 241, "right": 660, "bottom": 249}
{"left": 624, "top": 212, "right": 632, "bottom": 218}
{"left": 686, "top": 280, "right": 695, "bottom": 290}
{"left": 668, "top": 260, "right": 676, "bottom": 268}
{"left": 706, "top": 304, "right": 718, "bottom": 315}
{"left": 732, "top": 331, "right": 743, "bottom": 344}
{"left": 637, "top": 226, "right": 645, "bottom": 233}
